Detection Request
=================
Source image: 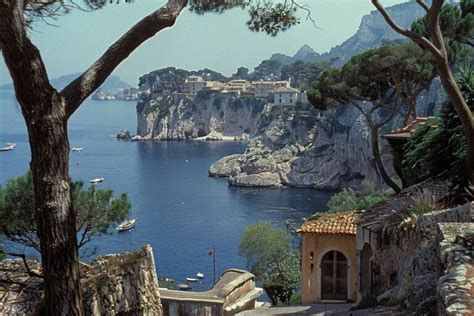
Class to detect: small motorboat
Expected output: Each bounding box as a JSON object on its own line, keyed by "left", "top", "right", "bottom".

{"left": 196, "top": 272, "right": 204, "bottom": 279}
{"left": 116, "top": 218, "right": 136, "bottom": 232}
{"left": 186, "top": 277, "right": 198, "bottom": 282}
{"left": 71, "top": 147, "right": 83, "bottom": 152}
{"left": 90, "top": 177, "right": 104, "bottom": 184}
{"left": 178, "top": 283, "right": 191, "bottom": 290}
{"left": 0, "top": 143, "right": 15, "bottom": 151}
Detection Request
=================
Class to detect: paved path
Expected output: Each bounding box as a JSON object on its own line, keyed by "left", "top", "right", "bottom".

{"left": 237, "top": 303, "right": 415, "bottom": 315}
{"left": 237, "top": 303, "right": 352, "bottom": 315}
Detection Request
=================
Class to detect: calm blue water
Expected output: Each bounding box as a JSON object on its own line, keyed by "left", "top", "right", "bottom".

{"left": 0, "top": 90, "right": 332, "bottom": 290}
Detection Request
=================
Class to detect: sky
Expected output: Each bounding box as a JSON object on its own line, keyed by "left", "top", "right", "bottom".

{"left": 0, "top": 0, "right": 407, "bottom": 86}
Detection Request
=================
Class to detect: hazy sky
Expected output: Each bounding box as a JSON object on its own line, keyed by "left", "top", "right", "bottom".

{"left": 0, "top": 0, "right": 406, "bottom": 86}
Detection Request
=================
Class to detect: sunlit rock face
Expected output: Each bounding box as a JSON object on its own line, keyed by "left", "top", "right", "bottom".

{"left": 211, "top": 105, "right": 386, "bottom": 190}
{"left": 137, "top": 94, "right": 262, "bottom": 141}
{"left": 0, "top": 245, "right": 163, "bottom": 316}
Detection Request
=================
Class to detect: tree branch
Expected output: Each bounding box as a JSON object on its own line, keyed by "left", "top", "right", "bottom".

{"left": 62, "top": 0, "right": 188, "bottom": 117}
{"left": 371, "top": 0, "right": 444, "bottom": 60}
{"left": 416, "top": 0, "right": 429, "bottom": 12}
{"left": 0, "top": 250, "right": 43, "bottom": 278}
{"left": 0, "top": 0, "right": 58, "bottom": 117}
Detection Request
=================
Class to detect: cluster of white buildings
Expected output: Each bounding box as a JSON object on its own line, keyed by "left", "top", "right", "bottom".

{"left": 182, "top": 76, "right": 307, "bottom": 106}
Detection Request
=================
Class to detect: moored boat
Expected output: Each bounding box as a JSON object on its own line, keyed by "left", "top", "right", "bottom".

{"left": 186, "top": 277, "right": 198, "bottom": 282}
{"left": 196, "top": 272, "right": 204, "bottom": 279}
{"left": 90, "top": 177, "right": 104, "bottom": 184}
{"left": 0, "top": 143, "right": 15, "bottom": 151}
{"left": 116, "top": 218, "right": 136, "bottom": 232}
{"left": 71, "top": 147, "right": 83, "bottom": 152}
{"left": 178, "top": 283, "right": 191, "bottom": 290}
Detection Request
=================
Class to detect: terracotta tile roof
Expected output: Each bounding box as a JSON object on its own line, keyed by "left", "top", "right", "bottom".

{"left": 383, "top": 116, "right": 437, "bottom": 140}
{"left": 297, "top": 211, "right": 359, "bottom": 235}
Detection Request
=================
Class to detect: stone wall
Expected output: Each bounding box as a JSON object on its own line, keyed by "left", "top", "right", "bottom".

{"left": 356, "top": 202, "right": 472, "bottom": 314}
{"left": 437, "top": 222, "right": 474, "bottom": 316}
{"left": 83, "top": 244, "right": 162, "bottom": 315}
{"left": 160, "top": 269, "right": 263, "bottom": 316}
{"left": 0, "top": 245, "right": 163, "bottom": 315}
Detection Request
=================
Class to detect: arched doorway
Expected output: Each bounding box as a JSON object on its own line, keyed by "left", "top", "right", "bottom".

{"left": 320, "top": 250, "right": 348, "bottom": 300}
{"left": 360, "top": 243, "right": 373, "bottom": 298}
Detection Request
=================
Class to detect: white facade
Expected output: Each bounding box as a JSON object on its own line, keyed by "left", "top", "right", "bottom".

{"left": 272, "top": 87, "right": 299, "bottom": 106}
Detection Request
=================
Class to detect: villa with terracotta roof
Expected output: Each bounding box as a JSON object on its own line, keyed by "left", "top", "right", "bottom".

{"left": 297, "top": 211, "right": 360, "bottom": 303}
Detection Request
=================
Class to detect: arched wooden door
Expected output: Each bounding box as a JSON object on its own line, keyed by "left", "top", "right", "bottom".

{"left": 320, "top": 250, "right": 348, "bottom": 300}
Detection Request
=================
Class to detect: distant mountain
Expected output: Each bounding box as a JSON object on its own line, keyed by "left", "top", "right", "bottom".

{"left": 270, "top": 1, "right": 425, "bottom": 66}
{"left": 0, "top": 74, "right": 132, "bottom": 92}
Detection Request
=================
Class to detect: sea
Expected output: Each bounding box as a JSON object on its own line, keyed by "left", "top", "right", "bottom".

{"left": 0, "top": 90, "right": 333, "bottom": 291}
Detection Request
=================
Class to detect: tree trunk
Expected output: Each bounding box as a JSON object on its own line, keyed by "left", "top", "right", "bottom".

{"left": 26, "top": 94, "right": 83, "bottom": 315}
{"left": 370, "top": 127, "right": 401, "bottom": 193}
{"left": 435, "top": 59, "right": 474, "bottom": 183}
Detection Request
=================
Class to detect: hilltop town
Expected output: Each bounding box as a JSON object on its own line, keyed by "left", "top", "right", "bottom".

{"left": 139, "top": 74, "right": 307, "bottom": 106}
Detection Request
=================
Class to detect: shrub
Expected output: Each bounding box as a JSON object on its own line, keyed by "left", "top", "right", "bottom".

{"left": 327, "top": 180, "right": 394, "bottom": 212}
{"left": 402, "top": 66, "right": 473, "bottom": 186}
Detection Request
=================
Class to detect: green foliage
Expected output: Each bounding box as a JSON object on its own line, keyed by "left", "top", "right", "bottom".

{"left": 289, "top": 292, "right": 302, "bottom": 305}
{"left": 142, "top": 96, "right": 173, "bottom": 115}
{"left": 327, "top": 180, "right": 394, "bottom": 213}
{"left": 411, "top": 0, "right": 473, "bottom": 63}
{"left": 308, "top": 43, "right": 435, "bottom": 113}
{"left": 410, "top": 189, "right": 436, "bottom": 217}
{"left": 247, "top": 2, "right": 299, "bottom": 36}
{"left": 0, "top": 172, "right": 130, "bottom": 256}
{"left": 251, "top": 59, "right": 283, "bottom": 80}
{"left": 239, "top": 222, "right": 300, "bottom": 306}
{"left": 402, "top": 66, "right": 473, "bottom": 185}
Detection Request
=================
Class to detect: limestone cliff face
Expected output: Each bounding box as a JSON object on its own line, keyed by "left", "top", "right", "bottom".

{"left": 136, "top": 93, "right": 263, "bottom": 140}
{"left": 211, "top": 105, "right": 387, "bottom": 190}
{"left": 209, "top": 79, "right": 444, "bottom": 190}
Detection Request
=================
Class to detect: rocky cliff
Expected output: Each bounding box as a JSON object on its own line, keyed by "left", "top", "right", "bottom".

{"left": 210, "top": 105, "right": 385, "bottom": 190}
{"left": 136, "top": 92, "right": 264, "bottom": 140}
{"left": 209, "top": 78, "right": 444, "bottom": 190}
{"left": 0, "top": 245, "right": 163, "bottom": 315}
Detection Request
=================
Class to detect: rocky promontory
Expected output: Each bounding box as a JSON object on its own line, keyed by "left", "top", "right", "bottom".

{"left": 136, "top": 93, "right": 263, "bottom": 141}
{"left": 210, "top": 105, "right": 386, "bottom": 190}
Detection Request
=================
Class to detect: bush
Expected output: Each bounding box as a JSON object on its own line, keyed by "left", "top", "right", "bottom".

{"left": 239, "top": 223, "right": 300, "bottom": 306}
{"left": 327, "top": 180, "right": 394, "bottom": 212}
{"left": 402, "top": 66, "right": 472, "bottom": 186}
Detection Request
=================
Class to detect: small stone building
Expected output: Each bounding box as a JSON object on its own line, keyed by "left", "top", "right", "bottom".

{"left": 297, "top": 211, "right": 360, "bottom": 303}
{"left": 272, "top": 86, "right": 300, "bottom": 106}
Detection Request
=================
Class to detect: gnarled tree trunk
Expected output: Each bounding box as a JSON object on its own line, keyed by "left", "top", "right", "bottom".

{"left": 0, "top": 0, "right": 188, "bottom": 313}
{"left": 373, "top": 0, "right": 474, "bottom": 184}
{"left": 27, "top": 96, "right": 83, "bottom": 314}
{"left": 370, "top": 126, "right": 401, "bottom": 193}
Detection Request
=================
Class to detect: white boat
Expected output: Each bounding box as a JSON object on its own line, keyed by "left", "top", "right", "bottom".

{"left": 90, "top": 177, "right": 104, "bottom": 184}
{"left": 196, "top": 272, "right": 204, "bottom": 279}
{"left": 0, "top": 143, "right": 15, "bottom": 151}
{"left": 186, "top": 277, "right": 198, "bottom": 282}
{"left": 178, "top": 283, "right": 191, "bottom": 290}
{"left": 71, "top": 147, "right": 83, "bottom": 152}
{"left": 116, "top": 218, "right": 136, "bottom": 232}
